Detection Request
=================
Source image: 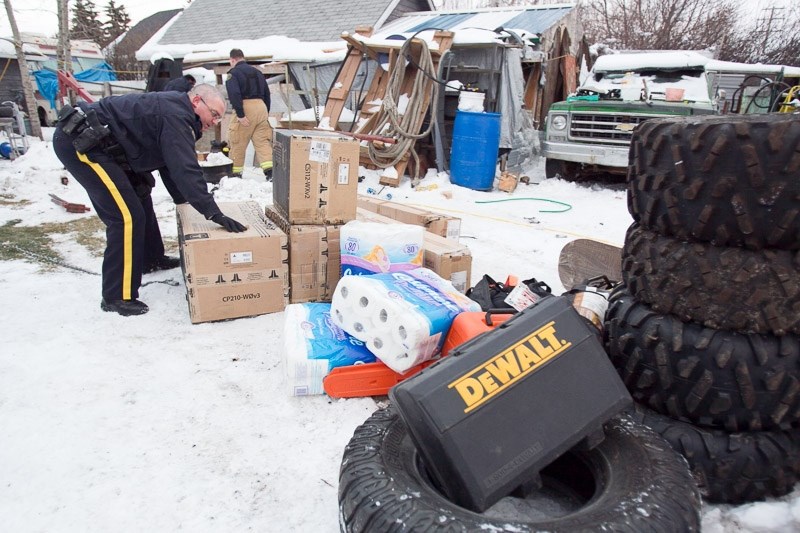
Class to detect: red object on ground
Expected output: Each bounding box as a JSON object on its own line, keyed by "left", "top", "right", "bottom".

{"left": 323, "top": 360, "right": 434, "bottom": 398}
{"left": 441, "top": 310, "right": 514, "bottom": 357}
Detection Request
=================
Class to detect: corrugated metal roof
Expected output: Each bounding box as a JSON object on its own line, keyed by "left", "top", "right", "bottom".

{"left": 376, "top": 5, "right": 574, "bottom": 37}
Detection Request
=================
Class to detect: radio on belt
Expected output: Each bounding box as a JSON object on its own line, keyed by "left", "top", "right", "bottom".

{"left": 389, "top": 296, "right": 631, "bottom": 512}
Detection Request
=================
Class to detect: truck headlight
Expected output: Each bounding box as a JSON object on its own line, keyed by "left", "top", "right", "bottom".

{"left": 551, "top": 115, "right": 567, "bottom": 130}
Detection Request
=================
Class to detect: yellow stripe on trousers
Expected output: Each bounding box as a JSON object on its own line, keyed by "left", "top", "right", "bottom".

{"left": 77, "top": 152, "right": 134, "bottom": 300}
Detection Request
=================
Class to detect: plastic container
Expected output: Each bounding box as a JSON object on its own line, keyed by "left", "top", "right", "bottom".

{"left": 458, "top": 91, "right": 485, "bottom": 112}
{"left": 449, "top": 110, "right": 501, "bottom": 191}
{"left": 201, "top": 163, "right": 233, "bottom": 183}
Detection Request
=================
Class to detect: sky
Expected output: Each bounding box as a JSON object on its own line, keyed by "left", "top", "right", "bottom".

{"left": 1, "top": 126, "right": 799, "bottom": 531}
{"left": 0, "top": 0, "right": 794, "bottom": 42}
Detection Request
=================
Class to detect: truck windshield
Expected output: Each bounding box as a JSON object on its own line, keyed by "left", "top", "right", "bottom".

{"left": 579, "top": 69, "right": 711, "bottom": 103}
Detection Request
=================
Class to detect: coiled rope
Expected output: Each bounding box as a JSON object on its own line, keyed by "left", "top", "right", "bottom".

{"left": 363, "top": 36, "right": 440, "bottom": 184}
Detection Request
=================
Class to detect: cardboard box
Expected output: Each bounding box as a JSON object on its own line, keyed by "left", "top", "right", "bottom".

{"left": 356, "top": 208, "right": 472, "bottom": 293}
{"left": 265, "top": 206, "right": 341, "bottom": 303}
{"left": 358, "top": 196, "right": 462, "bottom": 240}
{"left": 272, "top": 129, "right": 359, "bottom": 225}
{"left": 177, "top": 201, "right": 288, "bottom": 323}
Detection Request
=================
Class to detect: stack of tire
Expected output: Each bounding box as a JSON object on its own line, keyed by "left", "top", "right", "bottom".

{"left": 605, "top": 112, "right": 800, "bottom": 504}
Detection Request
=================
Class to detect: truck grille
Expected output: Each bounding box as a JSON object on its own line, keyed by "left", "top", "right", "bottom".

{"left": 568, "top": 114, "right": 651, "bottom": 145}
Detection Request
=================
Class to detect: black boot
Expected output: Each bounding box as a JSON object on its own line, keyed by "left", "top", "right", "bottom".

{"left": 101, "top": 299, "right": 149, "bottom": 316}
{"left": 263, "top": 168, "right": 272, "bottom": 181}
{"left": 145, "top": 255, "right": 181, "bottom": 273}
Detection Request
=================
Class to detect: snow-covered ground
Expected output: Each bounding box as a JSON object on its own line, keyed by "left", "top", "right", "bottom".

{"left": 0, "top": 132, "right": 797, "bottom": 532}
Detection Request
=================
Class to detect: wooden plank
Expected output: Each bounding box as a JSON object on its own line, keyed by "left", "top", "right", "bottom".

{"left": 320, "top": 27, "right": 374, "bottom": 128}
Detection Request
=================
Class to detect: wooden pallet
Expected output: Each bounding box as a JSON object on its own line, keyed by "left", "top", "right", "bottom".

{"left": 322, "top": 29, "right": 454, "bottom": 187}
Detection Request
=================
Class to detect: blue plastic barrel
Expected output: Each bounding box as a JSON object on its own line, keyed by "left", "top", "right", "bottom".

{"left": 449, "top": 110, "right": 502, "bottom": 191}
{"left": 0, "top": 142, "right": 11, "bottom": 159}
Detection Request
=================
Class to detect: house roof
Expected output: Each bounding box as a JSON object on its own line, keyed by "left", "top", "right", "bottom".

{"left": 157, "top": 0, "right": 432, "bottom": 45}
{"left": 374, "top": 3, "right": 575, "bottom": 39}
{"left": 113, "top": 9, "right": 183, "bottom": 57}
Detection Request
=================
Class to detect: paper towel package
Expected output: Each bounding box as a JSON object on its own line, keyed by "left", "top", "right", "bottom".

{"left": 265, "top": 206, "right": 341, "bottom": 303}
{"left": 272, "top": 129, "right": 359, "bottom": 225}
{"left": 356, "top": 208, "right": 472, "bottom": 293}
{"left": 340, "top": 221, "right": 424, "bottom": 276}
{"left": 358, "top": 195, "right": 462, "bottom": 240}
{"left": 330, "top": 268, "right": 481, "bottom": 373}
{"left": 177, "top": 201, "right": 288, "bottom": 323}
{"left": 283, "top": 303, "right": 376, "bottom": 396}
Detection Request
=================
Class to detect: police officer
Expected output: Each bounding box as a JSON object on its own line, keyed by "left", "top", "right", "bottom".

{"left": 52, "top": 84, "right": 247, "bottom": 317}
{"left": 226, "top": 48, "right": 273, "bottom": 179}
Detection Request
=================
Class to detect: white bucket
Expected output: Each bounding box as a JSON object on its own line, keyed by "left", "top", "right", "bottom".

{"left": 458, "top": 91, "right": 485, "bottom": 112}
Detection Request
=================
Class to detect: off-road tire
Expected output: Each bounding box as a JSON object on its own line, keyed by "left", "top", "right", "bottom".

{"left": 628, "top": 113, "right": 800, "bottom": 250}
{"left": 545, "top": 158, "right": 582, "bottom": 181}
{"left": 339, "top": 406, "right": 701, "bottom": 532}
{"left": 630, "top": 403, "right": 800, "bottom": 504}
{"left": 605, "top": 285, "right": 800, "bottom": 432}
{"left": 622, "top": 223, "right": 800, "bottom": 336}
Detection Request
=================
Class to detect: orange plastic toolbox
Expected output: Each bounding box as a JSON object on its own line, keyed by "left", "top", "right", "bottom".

{"left": 442, "top": 309, "right": 514, "bottom": 356}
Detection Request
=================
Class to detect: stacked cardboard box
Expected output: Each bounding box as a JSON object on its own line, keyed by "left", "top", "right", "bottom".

{"left": 270, "top": 130, "right": 360, "bottom": 303}
{"left": 357, "top": 196, "right": 462, "bottom": 240}
{"left": 177, "top": 201, "right": 289, "bottom": 323}
{"left": 356, "top": 208, "right": 472, "bottom": 293}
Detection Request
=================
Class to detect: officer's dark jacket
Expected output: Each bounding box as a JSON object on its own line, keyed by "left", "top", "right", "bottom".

{"left": 226, "top": 61, "right": 271, "bottom": 118}
{"left": 163, "top": 77, "right": 194, "bottom": 93}
{"left": 81, "top": 92, "right": 221, "bottom": 219}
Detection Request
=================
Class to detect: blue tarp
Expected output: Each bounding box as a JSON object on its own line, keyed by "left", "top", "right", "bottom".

{"left": 32, "top": 62, "right": 117, "bottom": 108}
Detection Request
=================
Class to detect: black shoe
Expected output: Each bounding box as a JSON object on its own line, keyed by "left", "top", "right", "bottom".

{"left": 264, "top": 168, "right": 272, "bottom": 181}
{"left": 145, "top": 255, "right": 180, "bottom": 273}
{"left": 101, "top": 298, "right": 149, "bottom": 316}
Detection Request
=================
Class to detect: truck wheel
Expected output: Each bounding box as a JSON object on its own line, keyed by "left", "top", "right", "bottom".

{"left": 628, "top": 113, "right": 800, "bottom": 250}
{"left": 339, "top": 406, "right": 701, "bottom": 532}
{"left": 630, "top": 403, "right": 800, "bottom": 504}
{"left": 605, "top": 285, "right": 800, "bottom": 432}
{"left": 545, "top": 158, "right": 581, "bottom": 181}
{"left": 622, "top": 223, "right": 800, "bottom": 336}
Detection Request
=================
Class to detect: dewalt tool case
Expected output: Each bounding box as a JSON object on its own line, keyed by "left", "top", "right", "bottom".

{"left": 389, "top": 296, "right": 631, "bottom": 512}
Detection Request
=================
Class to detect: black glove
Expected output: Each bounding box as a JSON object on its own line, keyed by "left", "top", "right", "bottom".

{"left": 211, "top": 213, "right": 247, "bottom": 233}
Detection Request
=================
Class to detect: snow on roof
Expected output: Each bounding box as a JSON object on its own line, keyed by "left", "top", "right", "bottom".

{"left": 705, "top": 59, "right": 800, "bottom": 77}
{"left": 0, "top": 38, "right": 48, "bottom": 60}
{"left": 592, "top": 50, "right": 800, "bottom": 78}
{"left": 592, "top": 51, "right": 712, "bottom": 72}
{"left": 136, "top": 10, "right": 348, "bottom": 64}
{"left": 374, "top": 3, "right": 575, "bottom": 40}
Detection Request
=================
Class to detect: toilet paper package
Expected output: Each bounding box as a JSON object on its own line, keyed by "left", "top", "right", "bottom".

{"left": 330, "top": 268, "right": 481, "bottom": 373}
{"left": 284, "top": 303, "right": 376, "bottom": 396}
{"left": 340, "top": 221, "right": 424, "bottom": 276}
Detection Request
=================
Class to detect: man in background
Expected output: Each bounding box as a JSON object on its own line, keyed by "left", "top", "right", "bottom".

{"left": 225, "top": 48, "right": 273, "bottom": 180}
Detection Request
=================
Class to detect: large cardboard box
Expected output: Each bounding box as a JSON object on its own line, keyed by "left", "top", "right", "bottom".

{"left": 358, "top": 196, "right": 462, "bottom": 240}
{"left": 177, "top": 201, "right": 288, "bottom": 323}
{"left": 272, "top": 129, "right": 359, "bottom": 225}
{"left": 356, "top": 208, "right": 472, "bottom": 293}
{"left": 265, "top": 205, "right": 341, "bottom": 303}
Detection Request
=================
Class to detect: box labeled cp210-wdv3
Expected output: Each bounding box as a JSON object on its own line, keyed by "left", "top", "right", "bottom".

{"left": 177, "top": 201, "right": 288, "bottom": 323}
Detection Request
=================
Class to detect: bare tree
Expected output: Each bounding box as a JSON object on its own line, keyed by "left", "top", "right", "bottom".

{"left": 3, "top": 0, "right": 43, "bottom": 139}
{"left": 581, "top": 0, "right": 739, "bottom": 54}
{"left": 721, "top": 5, "right": 800, "bottom": 66}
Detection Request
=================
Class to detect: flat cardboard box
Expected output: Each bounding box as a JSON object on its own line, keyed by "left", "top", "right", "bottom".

{"left": 177, "top": 201, "right": 288, "bottom": 323}
{"left": 356, "top": 208, "right": 472, "bottom": 293}
{"left": 273, "top": 129, "right": 359, "bottom": 225}
{"left": 265, "top": 206, "right": 341, "bottom": 303}
{"left": 358, "top": 195, "right": 462, "bottom": 240}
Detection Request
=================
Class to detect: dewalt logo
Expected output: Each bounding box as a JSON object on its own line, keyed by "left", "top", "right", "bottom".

{"left": 448, "top": 321, "right": 572, "bottom": 413}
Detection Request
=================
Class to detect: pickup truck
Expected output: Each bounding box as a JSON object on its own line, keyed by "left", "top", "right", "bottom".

{"left": 541, "top": 51, "right": 798, "bottom": 181}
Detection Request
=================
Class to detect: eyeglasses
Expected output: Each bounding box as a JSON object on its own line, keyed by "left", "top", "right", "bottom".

{"left": 198, "top": 96, "right": 222, "bottom": 122}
